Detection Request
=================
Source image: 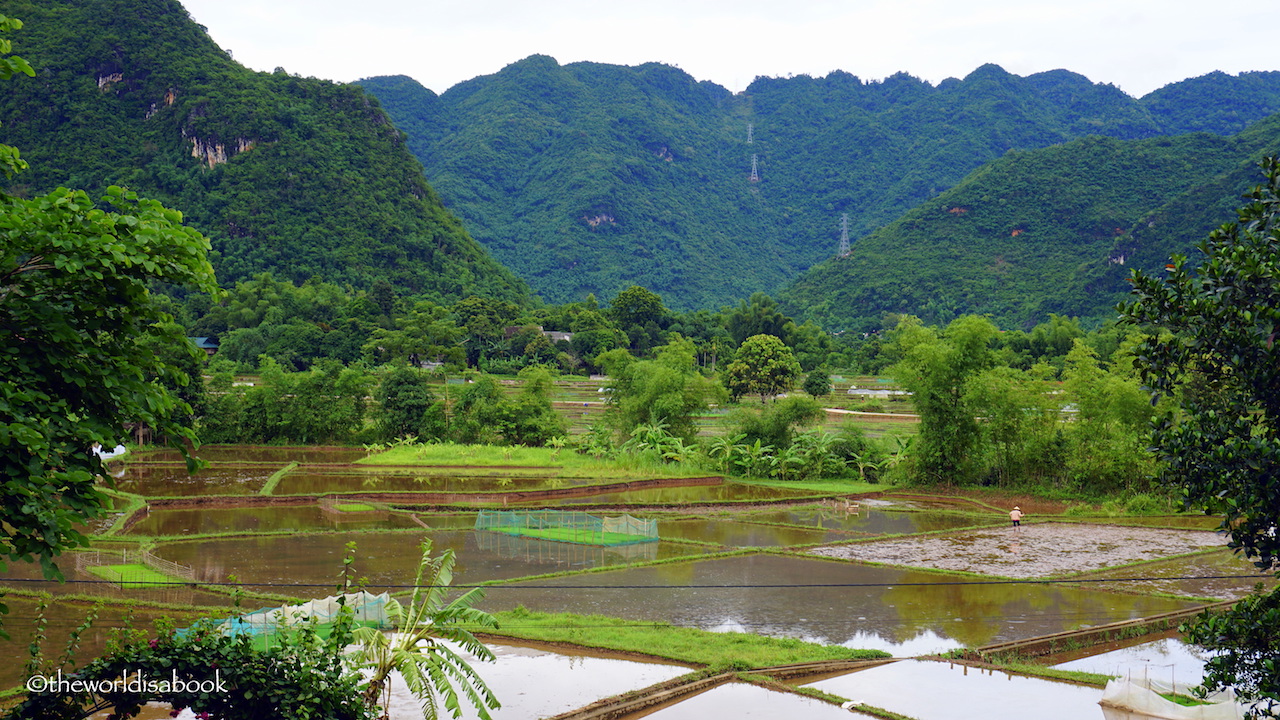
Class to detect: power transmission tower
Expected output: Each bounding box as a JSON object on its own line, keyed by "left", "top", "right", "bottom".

{"left": 747, "top": 123, "right": 754, "bottom": 144}
{"left": 750, "top": 154, "right": 759, "bottom": 183}
{"left": 838, "top": 213, "right": 850, "bottom": 256}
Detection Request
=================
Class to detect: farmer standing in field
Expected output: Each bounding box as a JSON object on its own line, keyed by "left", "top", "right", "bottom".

{"left": 1009, "top": 506, "right": 1023, "bottom": 529}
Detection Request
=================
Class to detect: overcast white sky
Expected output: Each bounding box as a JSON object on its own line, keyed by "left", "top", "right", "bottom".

{"left": 178, "top": 0, "right": 1278, "bottom": 98}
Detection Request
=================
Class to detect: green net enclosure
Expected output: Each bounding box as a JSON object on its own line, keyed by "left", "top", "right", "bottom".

{"left": 475, "top": 510, "right": 658, "bottom": 546}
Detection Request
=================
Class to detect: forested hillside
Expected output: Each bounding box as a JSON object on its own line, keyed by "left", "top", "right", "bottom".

{"left": 0, "top": 0, "right": 527, "bottom": 303}
{"left": 361, "top": 60, "right": 1280, "bottom": 310}
{"left": 780, "top": 112, "right": 1280, "bottom": 331}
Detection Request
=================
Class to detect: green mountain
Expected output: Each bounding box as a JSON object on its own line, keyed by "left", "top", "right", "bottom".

{"left": 360, "top": 60, "right": 1280, "bottom": 310}
{"left": 778, "top": 112, "right": 1280, "bottom": 330}
{"left": 0, "top": 0, "right": 527, "bottom": 304}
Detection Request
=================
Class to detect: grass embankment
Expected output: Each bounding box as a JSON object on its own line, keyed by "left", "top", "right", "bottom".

{"left": 483, "top": 607, "right": 889, "bottom": 667}
{"left": 736, "top": 478, "right": 882, "bottom": 495}
{"left": 359, "top": 442, "right": 709, "bottom": 479}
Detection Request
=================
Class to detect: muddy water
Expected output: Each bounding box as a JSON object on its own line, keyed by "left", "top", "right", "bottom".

{"left": 804, "top": 659, "right": 1106, "bottom": 720}
{"left": 526, "top": 483, "right": 827, "bottom": 506}
{"left": 138, "top": 445, "right": 369, "bottom": 464}
{"left": 1, "top": 558, "right": 238, "bottom": 606}
{"left": 658, "top": 519, "right": 844, "bottom": 547}
{"left": 1073, "top": 549, "right": 1274, "bottom": 600}
{"left": 151, "top": 531, "right": 709, "bottom": 592}
{"left": 126, "top": 506, "right": 424, "bottom": 535}
{"left": 382, "top": 642, "right": 688, "bottom": 720}
{"left": 618, "top": 682, "right": 876, "bottom": 719}
{"left": 0, "top": 597, "right": 215, "bottom": 691}
{"left": 106, "top": 464, "right": 275, "bottom": 496}
{"left": 742, "top": 506, "right": 989, "bottom": 535}
{"left": 478, "top": 554, "right": 1200, "bottom": 655}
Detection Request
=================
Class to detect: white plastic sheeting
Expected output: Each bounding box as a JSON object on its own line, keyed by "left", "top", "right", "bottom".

{"left": 1100, "top": 675, "right": 1247, "bottom": 720}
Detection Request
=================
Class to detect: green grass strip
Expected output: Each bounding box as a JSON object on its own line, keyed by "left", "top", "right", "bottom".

{"left": 482, "top": 607, "right": 889, "bottom": 668}
{"left": 83, "top": 563, "right": 183, "bottom": 589}
{"left": 259, "top": 461, "right": 299, "bottom": 495}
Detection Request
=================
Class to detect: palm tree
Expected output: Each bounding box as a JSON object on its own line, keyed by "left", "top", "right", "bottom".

{"left": 351, "top": 540, "right": 500, "bottom": 720}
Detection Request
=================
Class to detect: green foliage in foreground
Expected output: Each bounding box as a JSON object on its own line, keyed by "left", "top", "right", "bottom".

{"left": 484, "top": 607, "right": 889, "bottom": 667}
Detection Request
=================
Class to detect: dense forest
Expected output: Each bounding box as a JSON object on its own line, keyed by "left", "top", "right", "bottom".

{"left": 361, "top": 59, "right": 1280, "bottom": 315}
{"left": 0, "top": 0, "right": 526, "bottom": 304}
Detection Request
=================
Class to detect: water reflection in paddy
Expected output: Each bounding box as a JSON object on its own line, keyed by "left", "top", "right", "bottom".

{"left": 742, "top": 506, "right": 989, "bottom": 536}
{"left": 1052, "top": 636, "right": 1213, "bottom": 686}
{"left": 107, "top": 464, "right": 274, "bottom": 496}
{"left": 659, "top": 519, "right": 842, "bottom": 547}
{"left": 804, "top": 659, "right": 1106, "bottom": 720}
{"left": 529, "top": 483, "right": 826, "bottom": 506}
{"left": 383, "top": 643, "right": 688, "bottom": 720}
{"left": 125, "top": 506, "right": 426, "bottom": 535}
{"left": 618, "top": 682, "right": 875, "bottom": 720}
{"left": 479, "top": 555, "right": 1199, "bottom": 655}
{"left": 152, "top": 531, "right": 708, "bottom": 592}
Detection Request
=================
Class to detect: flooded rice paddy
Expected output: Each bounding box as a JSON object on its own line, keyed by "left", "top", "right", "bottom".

{"left": 383, "top": 642, "right": 689, "bottom": 720}
{"left": 618, "top": 681, "right": 879, "bottom": 719}
{"left": 2, "top": 445, "right": 1259, "bottom": 718}
{"left": 476, "top": 554, "right": 1200, "bottom": 655}
{"left": 804, "top": 659, "right": 1112, "bottom": 720}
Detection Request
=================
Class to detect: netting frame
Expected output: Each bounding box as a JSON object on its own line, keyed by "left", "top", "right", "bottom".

{"left": 475, "top": 510, "right": 658, "bottom": 546}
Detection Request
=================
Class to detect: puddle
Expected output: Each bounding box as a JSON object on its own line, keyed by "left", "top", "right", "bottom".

{"left": 809, "top": 523, "right": 1224, "bottom": 578}
{"left": 744, "top": 506, "right": 987, "bottom": 535}
{"left": 382, "top": 642, "right": 688, "bottom": 720}
{"left": 1051, "top": 637, "right": 1214, "bottom": 686}
{"left": 804, "top": 659, "right": 1105, "bottom": 720}
{"left": 478, "top": 554, "right": 1199, "bottom": 655}
{"left": 150, "top": 531, "right": 710, "bottom": 592}
{"left": 125, "top": 506, "right": 425, "bottom": 535}
{"left": 618, "top": 682, "right": 874, "bottom": 719}
{"left": 659, "top": 519, "right": 843, "bottom": 547}
{"left": 105, "top": 464, "right": 274, "bottom": 496}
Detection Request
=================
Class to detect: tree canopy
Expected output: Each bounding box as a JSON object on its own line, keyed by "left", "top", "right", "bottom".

{"left": 1122, "top": 157, "right": 1280, "bottom": 713}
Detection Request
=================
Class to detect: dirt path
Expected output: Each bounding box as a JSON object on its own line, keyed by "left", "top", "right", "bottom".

{"left": 807, "top": 522, "right": 1223, "bottom": 578}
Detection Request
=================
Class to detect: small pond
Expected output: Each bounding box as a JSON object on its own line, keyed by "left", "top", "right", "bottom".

{"left": 150, "top": 531, "right": 711, "bottom": 592}
{"left": 803, "top": 659, "right": 1106, "bottom": 720}
{"left": 106, "top": 464, "right": 274, "bottom": 496}
{"left": 477, "top": 554, "right": 1201, "bottom": 655}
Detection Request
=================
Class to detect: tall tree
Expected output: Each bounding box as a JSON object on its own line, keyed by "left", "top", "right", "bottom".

{"left": 891, "top": 315, "right": 998, "bottom": 484}
{"left": 1122, "top": 157, "right": 1280, "bottom": 714}
{"left": 723, "top": 334, "right": 803, "bottom": 403}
